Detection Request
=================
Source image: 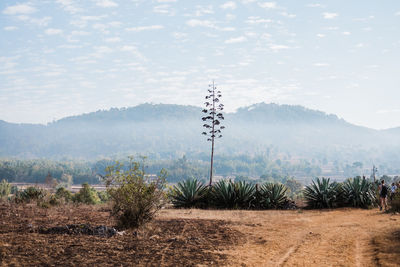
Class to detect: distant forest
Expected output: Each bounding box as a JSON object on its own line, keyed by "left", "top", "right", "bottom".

{"left": 1, "top": 103, "right": 400, "bottom": 183}
{"left": 0, "top": 154, "right": 397, "bottom": 186}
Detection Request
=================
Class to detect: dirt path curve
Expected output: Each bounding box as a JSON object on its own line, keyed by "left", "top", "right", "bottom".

{"left": 158, "top": 208, "right": 400, "bottom": 266}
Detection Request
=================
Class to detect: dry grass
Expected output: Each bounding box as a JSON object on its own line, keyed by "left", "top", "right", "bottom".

{"left": 1, "top": 203, "right": 399, "bottom": 266}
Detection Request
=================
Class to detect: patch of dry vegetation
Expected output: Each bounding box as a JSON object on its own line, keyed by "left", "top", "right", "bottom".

{"left": 0, "top": 203, "right": 243, "bottom": 266}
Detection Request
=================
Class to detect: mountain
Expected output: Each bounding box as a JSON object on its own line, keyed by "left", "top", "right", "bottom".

{"left": 0, "top": 103, "right": 399, "bottom": 166}
{"left": 383, "top": 127, "right": 400, "bottom": 134}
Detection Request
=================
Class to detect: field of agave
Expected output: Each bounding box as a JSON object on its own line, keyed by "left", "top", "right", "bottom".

{"left": 303, "top": 177, "right": 378, "bottom": 209}
{"left": 169, "top": 176, "right": 398, "bottom": 211}
{"left": 169, "top": 179, "right": 294, "bottom": 209}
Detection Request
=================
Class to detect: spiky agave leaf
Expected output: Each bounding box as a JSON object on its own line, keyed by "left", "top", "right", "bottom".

{"left": 234, "top": 181, "right": 256, "bottom": 209}
{"left": 342, "top": 176, "right": 376, "bottom": 208}
{"left": 170, "top": 178, "right": 208, "bottom": 208}
{"left": 258, "top": 183, "right": 288, "bottom": 209}
{"left": 211, "top": 180, "right": 236, "bottom": 209}
{"left": 303, "top": 177, "right": 342, "bottom": 209}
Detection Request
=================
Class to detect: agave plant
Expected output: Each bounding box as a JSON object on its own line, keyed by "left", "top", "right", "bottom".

{"left": 303, "top": 177, "right": 342, "bottom": 209}
{"left": 170, "top": 178, "right": 208, "bottom": 208}
{"left": 211, "top": 180, "right": 236, "bottom": 208}
{"left": 258, "top": 183, "right": 288, "bottom": 209}
{"left": 233, "top": 181, "right": 256, "bottom": 209}
{"left": 342, "top": 176, "right": 376, "bottom": 208}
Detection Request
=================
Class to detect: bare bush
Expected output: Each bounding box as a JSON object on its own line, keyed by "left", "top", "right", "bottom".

{"left": 104, "top": 158, "right": 167, "bottom": 229}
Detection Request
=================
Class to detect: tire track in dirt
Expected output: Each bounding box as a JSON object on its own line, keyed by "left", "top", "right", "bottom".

{"left": 276, "top": 231, "right": 311, "bottom": 266}
{"left": 355, "top": 239, "right": 362, "bottom": 267}
{"left": 277, "top": 245, "right": 296, "bottom": 266}
{"left": 276, "top": 230, "right": 322, "bottom": 266}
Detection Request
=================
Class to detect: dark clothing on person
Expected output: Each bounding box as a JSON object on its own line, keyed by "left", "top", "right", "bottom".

{"left": 380, "top": 185, "right": 388, "bottom": 198}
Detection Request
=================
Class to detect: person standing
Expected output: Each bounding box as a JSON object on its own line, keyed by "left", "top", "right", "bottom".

{"left": 379, "top": 180, "right": 388, "bottom": 211}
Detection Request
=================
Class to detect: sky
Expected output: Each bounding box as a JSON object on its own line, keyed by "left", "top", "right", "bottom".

{"left": 0, "top": 0, "right": 399, "bottom": 129}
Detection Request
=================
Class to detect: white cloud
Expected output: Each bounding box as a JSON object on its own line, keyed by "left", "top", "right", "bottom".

{"left": 225, "top": 13, "right": 236, "bottom": 20}
{"left": 323, "top": 12, "right": 338, "bottom": 19}
{"left": 316, "top": 34, "right": 325, "bottom": 38}
{"left": 105, "top": 37, "right": 121, "bottom": 42}
{"left": 307, "top": 3, "right": 324, "bottom": 8}
{"left": 120, "top": 45, "right": 138, "bottom": 52}
{"left": 258, "top": 2, "right": 277, "bottom": 9}
{"left": 186, "top": 19, "right": 215, "bottom": 28}
{"left": 313, "top": 63, "right": 330, "bottom": 67}
{"left": 280, "top": 12, "right": 296, "bottom": 18}
{"left": 58, "top": 44, "right": 82, "bottom": 49}
{"left": 396, "top": 11, "right": 400, "bottom": 16}
{"left": 225, "top": 36, "right": 247, "bottom": 44}
{"left": 193, "top": 5, "right": 214, "bottom": 17}
{"left": 109, "top": 21, "right": 122, "bottom": 27}
{"left": 246, "top": 16, "right": 272, "bottom": 24}
{"left": 3, "top": 4, "right": 36, "bottom": 15}
{"left": 31, "top": 16, "right": 52, "bottom": 27}
{"left": 220, "top": 1, "right": 237, "bottom": 10}
{"left": 157, "top": 0, "right": 177, "bottom": 2}
{"left": 172, "top": 32, "right": 187, "bottom": 39}
{"left": 95, "top": 0, "right": 118, "bottom": 8}
{"left": 342, "top": 31, "right": 351, "bottom": 35}
{"left": 93, "top": 23, "right": 109, "bottom": 33}
{"left": 245, "top": 32, "right": 257, "bottom": 37}
{"left": 71, "top": 30, "right": 90, "bottom": 36}
{"left": 56, "top": 0, "right": 82, "bottom": 14}
{"left": 45, "top": 28, "right": 63, "bottom": 35}
{"left": 120, "top": 46, "right": 146, "bottom": 61}
{"left": 353, "top": 16, "right": 375, "bottom": 22}
{"left": 153, "top": 5, "right": 174, "bottom": 14}
{"left": 126, "top": 25, "right": 164, "bottom": 31}
{"left": 377, "top": 109, "right": 400, "bottom": 114}
{"left": 326, "top": 26, "right": 339, "bottom": 31}
{"left": 71, "top": 15, "right": 108, "bottom": 28}
{"left": 269, "top": 44, "right": 289, "bottom": 51}
{"left": 4, "top": 26, "right": 18, "bottom": 31}
{"left": 218, "top": 27, "right": 236, "bottom": 32}
{"left": 94, "top": 46, "right": 113, "bottom": 54}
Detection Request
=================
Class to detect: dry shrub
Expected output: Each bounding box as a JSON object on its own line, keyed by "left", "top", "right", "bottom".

{"left": 104, "top": 159, "right": 167, "bottom": 229}
{"left": 391, "top": 193, "right": 400, "bottom": 212}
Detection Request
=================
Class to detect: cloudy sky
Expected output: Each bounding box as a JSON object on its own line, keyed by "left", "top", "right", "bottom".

{"left": 1, "top": 0, "right": 399, "bottom": 129}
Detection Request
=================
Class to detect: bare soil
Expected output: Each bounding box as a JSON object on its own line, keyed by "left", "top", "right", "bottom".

{"left": 1, "top": 203, "right": 399, "bottom": 266}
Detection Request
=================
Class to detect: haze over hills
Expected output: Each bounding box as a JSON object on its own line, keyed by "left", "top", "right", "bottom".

{"left": 0, "top": 103, "right": 399, "bottom": 171}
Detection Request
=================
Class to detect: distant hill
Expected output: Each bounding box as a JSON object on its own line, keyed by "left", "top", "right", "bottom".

{"left": 0, "top": 103, "right": 399, "bottom": 166}
{"left": 383, "top": 127, "right": 400, "bottom": 134}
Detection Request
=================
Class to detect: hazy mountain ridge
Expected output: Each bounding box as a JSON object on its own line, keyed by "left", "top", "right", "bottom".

{"left": 0, "top": 103, "right": 399, "bottom": 164}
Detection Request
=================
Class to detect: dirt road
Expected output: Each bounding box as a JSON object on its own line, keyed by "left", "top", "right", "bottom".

{"left": 158, "top": 208, "right": 400, "bottom": 266}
